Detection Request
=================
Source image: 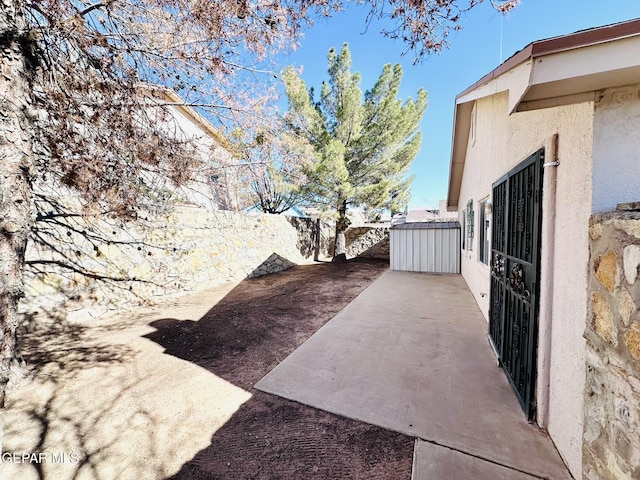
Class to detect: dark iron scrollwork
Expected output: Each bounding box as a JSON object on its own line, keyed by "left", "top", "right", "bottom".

{"left": 508, "top": 262, "right": 531, "bottom": 301}
{"left": 516, "top": 198, "right": 526, "bottom": 233}
{"left": 491, "top": 253, "right": 505, "bottom": 278}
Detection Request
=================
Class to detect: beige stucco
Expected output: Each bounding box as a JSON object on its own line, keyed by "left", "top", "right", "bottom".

{"left": 141, "top": 88, "right": 240, "bottom": 211}
{"left": 456, "top": 91, "right": 593, "bottom": 478}
{"left": 593, "top": 84, "right": 640, "bottom": 212}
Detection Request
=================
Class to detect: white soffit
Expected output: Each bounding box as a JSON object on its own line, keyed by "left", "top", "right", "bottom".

{"left": 448, "top": 20, "right": 640, "bottom": 207}
{"left": 457, "top": 35, "right": 640, "bottom": 114}
{"left": 447, "top": 101, "right": 473, "bottom": 209}
{"left": 456, "top": 61, "right": 533, "bottom": 113}
{"left": 520, "top": 35, "right": 640, "bottom": 111}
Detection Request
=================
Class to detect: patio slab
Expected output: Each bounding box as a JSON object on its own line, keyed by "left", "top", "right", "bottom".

{"left": 256, "top": 270, "right": 572, "bottom": 480}
{"left": 412, "top": 440, "right": 542, "bottom": 480}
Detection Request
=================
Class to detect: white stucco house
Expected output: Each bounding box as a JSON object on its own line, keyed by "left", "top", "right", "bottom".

{"left": 446, "top": 19, "right": 640, "bottom": 479}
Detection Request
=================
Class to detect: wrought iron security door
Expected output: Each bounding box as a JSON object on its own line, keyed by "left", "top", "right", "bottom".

{"left": 489, "top": 149, "right": 544, "bottom": 420}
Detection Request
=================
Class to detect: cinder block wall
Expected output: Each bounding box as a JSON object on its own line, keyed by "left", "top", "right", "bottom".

{"left": 583, "top": 212, "right": 640, "bottom": 479}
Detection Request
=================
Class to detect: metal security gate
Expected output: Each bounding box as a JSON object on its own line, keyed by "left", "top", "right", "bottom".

{"left": 489, "top": 149, "right": 544, "bottom": 419}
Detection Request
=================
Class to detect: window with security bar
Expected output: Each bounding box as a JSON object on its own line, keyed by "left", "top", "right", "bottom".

{"left": 466, "top": 199, "right": 474, "bottom": 251}
{"left": 479, "top": 198, "right": 490, "bottom": 265}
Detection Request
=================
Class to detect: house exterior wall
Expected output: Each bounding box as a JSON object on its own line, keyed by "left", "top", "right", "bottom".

{"left": 583, "top": 86, "right": 640, "bottom": 479}
{"left": 456, "top": 91, "right": 593, "bottom": 478}
{"left": 143, "top": 99, "right": 237, "bottom": 211}
{"left": 541, "top": 105, "right": 593, "bottom": 480}
{"left": 592, "top": 84, "right": 640, "bottom": 212}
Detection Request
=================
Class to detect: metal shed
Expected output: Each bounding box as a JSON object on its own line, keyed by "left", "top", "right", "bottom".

{"left": 390, "top": 221, "right": 461, "bottom": 273}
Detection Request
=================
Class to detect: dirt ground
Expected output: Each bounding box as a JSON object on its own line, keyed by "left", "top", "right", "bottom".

{"left": 147, "top": 258, "right": 413, "bottom": 480}
{"left": 7, "top": 258, "right": 413, "bottom": 480}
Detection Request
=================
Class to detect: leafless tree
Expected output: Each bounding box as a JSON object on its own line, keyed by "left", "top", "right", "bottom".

{"left": 229, "top": 124, "right": 312, "bottom": 214}
{"left": 0, "top": 0, "right": 518, "bottom": 409}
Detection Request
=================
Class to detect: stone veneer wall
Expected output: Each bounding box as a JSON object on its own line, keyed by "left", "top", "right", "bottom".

{"left": 345, "top": 227, "right": 389, "bottom": 260}
{"left": 22, "top": 205, "right": 332, "bottom": 321}
{"left": 583, "top": 212, "right": 640, "bottom": 479}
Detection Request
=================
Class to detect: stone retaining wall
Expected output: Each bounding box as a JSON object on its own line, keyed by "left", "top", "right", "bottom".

{"left": 583, "top": 212, "right": 640, "bottom": 479}
{"left": 345, "top": 227, "right": 389, "bottom": 260}
{"left": 22, "top": 204, "right": 331, "bottom": 321}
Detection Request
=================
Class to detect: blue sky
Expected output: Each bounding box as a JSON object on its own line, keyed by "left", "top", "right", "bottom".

{"left": 277, "top": 0, "right": 640, "bottom": 209}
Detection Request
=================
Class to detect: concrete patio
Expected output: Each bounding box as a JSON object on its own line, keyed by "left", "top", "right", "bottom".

{"left": 256, "top": 270, "right": 573, "bottom": 479}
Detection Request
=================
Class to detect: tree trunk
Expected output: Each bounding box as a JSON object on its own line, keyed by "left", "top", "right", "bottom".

{"left": 313, "top": 218, "right": 321, "bottom": 262}
{"left": 332, "top": 199, "right": 349, "bottom": 263}
{"left": 0, "top": 0, "right": 35, "bottom": 410}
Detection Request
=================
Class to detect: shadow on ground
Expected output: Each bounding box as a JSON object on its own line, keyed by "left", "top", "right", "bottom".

{"left": 4, "top": 275, "right": 249, "bottom": 479}
{"left": 145, "top": 259, "right": 413, "bottom": 479}
{"left": 4, "top": 317, "right": 162, "bottom": 480}
{"left": 4, "top": 258, "right": 411, "bottom": 480}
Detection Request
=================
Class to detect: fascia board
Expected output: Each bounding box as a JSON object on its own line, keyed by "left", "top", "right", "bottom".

{"left": 455, "top": 61, "right": 534, "bottom": 116}
{"left": 520, "top": 36, "right": 640, "bottom": 109}
{"left": 530, "top": 35, "right": 640, "bottom": 87}
{"left": 447, "top": 101, "right": 473, "bottom": 210}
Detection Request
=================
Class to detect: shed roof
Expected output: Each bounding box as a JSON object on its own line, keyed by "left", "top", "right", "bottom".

{"left": 391, "top": 221, "right": 460, "bottom": 230}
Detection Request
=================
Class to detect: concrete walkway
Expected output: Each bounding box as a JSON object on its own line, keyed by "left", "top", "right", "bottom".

{"left": 256, "top": 271, "right": 572, "bottom": 480}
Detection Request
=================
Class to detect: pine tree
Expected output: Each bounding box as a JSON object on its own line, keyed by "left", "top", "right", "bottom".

{"left": 282, "top": 44, "right": 428, "bottom": 261}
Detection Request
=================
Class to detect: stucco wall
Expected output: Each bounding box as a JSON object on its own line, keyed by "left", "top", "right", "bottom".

{"left": 592, "top": 85, "right": 640, "bottom": 212}
{"left": 456, "top": 91, "right": 593, "bottom": 478}
{"left": 584, "top": 212, "right": 640, "bottom": 480}
{"left": 143, "top": 100, "right": 233, "bottom": 211}
{"left": 542, "top": 105, "right": 593, "bottom": 479}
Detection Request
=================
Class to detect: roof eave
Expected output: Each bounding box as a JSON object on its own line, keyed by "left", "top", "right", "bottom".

{"left": 446, "top": 18, "right": 640, "bottom": 207}
{"left": 446, "top": 102, "right": 472, "bottom": 210}
{"left": 138, "top": 83, "right": 232, "bottom": 151}
{"left": 455, "top": 17, "right": 640, "bottom": 101}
